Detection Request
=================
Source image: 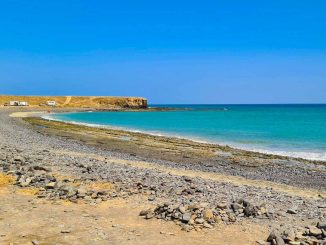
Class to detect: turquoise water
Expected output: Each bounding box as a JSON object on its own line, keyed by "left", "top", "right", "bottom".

{"left": 48, "top": 104, "right": 326, "bottom": 161}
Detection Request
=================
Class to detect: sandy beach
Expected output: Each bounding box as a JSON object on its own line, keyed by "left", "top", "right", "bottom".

{"left": 0, "top": 108, "right": 325, "bottom": 245}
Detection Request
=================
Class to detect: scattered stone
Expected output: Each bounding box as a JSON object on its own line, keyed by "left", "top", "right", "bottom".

{"left": 216, "top": 202, "right": 228, "bottom": 210}
{"left": 148, "top": 195, "right": 155, "bottom": 201}
{"left": 267, "top": 230, "right": 279, "bottom": 242}
{"left": 317, "top": 221, "right": 326, "bottom": 229}
{"left": 267, "top": 223, "right": 326, "bottom": 244}
{"left": 181, "top": 213, "right": 192, "bottom": 223}
{"left": 45, "top": 182, "right": 56, "bottom": 189}
{"left": 256, "top": 240, "right": 265, "bottom": 245}
{"left": 61, "top": 229, "right": 71, "bottom": 234}
{"left": 139, "top": 209, "right": 152, "bottom": 216}
{"left": 203, "top": 209, "right": 214, "bottom": 220}
{"left": 145, "top": 212, "right": 155, "bottom": 219}
{"left": 286, "top": 209, "right": 297, "bottom": 215}
{"left": 275, "top": 236, "right": 285, "bottom": 245}
{"left": 203, "top": 222, "right": 213, "bottom": 229}
{"left": 308, "top": 226, "right": 322, "bottom": 236}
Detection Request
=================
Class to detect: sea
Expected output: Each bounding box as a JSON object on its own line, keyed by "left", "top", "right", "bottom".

{"left": 46, "top": 104, "right": 326, "bottom": 161}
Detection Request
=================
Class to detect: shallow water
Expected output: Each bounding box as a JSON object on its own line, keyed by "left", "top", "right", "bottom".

{"left": 49, "top": 104, "right": 326, "bottom": 161}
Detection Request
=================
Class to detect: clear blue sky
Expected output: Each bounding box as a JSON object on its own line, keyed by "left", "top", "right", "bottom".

{"left": 0, "top": 0, "right": 325, "bottom": 104}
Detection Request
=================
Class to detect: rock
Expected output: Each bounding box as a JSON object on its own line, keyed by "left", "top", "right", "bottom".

{"left": 256, "top": 240, "right": 265, "bottom": 245}
{"left": 244, "top": 204, "right": 257, "bottom": 217}
{"left": 14, "top": 156, "right": 24, "bottom": 163}
{"left": 203, "top": 209, "right": 214, "bottom": 220}
{"left": 20, "top": 178, "right": 32, "bottom": 187}
{"left": 286, "top": 209, "right": 297, "bottom": 214}
{"left": 61, "top": 229, "right": 71, "bottom": 234}
{"left": 232, "top": 203, "right": 243, "bottom": 211}
{"left": 214, "top": 215, "right": 222, "bottom": 223}
{"left": 282, "top": 229, "right": 295, "bottom": 242}
{"left": 139, "top": 209, "right": 152, "bottom": 216}
{"left": 275, "top": 236, "right": 285, "bottom": 245}
{"left": 183, "top": 177, "right": 192, "bottom": 182}
{"left": 188, "top": 204, "right": 200, "bottom": 211}
{"left": 179, "top": 206, "right": 186, "bottom": 214}
{"left": 203, "top": 222, "right": 213, "bottom": 229}
{"left": 288, "top": 242, "right": 300, "bottom": 245}
{"left": 145, "top": 212, "right": 155, "bottom": 219}
{"left": 228, "top": 213, "right": 236, "bottom": 222}
{"left": 77, "top": 187, "right": 87, "bottom": 198}
{"left": 317, "top": 221, "right": 326, "bottom": 230}
{"left": 61, "top": 186, "right": 77, "bottom": 198}
{"left": 45, "top": 182, "right": 56, "bottom": 189}
{"left": 267, "top": 231, "right": 278, "bottom": 241}
{"left": 181, "top": 213, "right": 192, "bottom": 223}
{"left": 31, "top": 240, "right": 39, "bottom": 245}
{"left": 180, "top": 224, "right": 191, "bottom": 232}
{"left": 195, "top": 218, "right": 205, "bottom": 224}
{"left": 216, "top": 203, "right": 228, "bottom": 209}
{"left": 33, "top": 165, "right": 50, "bottom": 172}
{"left": 97, "top": 190, "right": 108, "bottom": 196}
{"left": 148, "top": 195, "right": 155, "bottom": 201}
{"left": 308, "top": 226, "right": 322, "bottom": 236}
{"left": 322, "top": 229, "right": 326, "bottom": 238}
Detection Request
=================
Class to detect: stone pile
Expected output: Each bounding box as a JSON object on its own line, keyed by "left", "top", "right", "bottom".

{"left": 231, "top": 198, "right": 269, "bottom": 218}
{"left": 35, "top": 183, "right": 114, "bottom": 204}
{"left": 0, "top": 154, "right": 117, "bottom": 204}
{"left": 140, "top": 199, "right": 269, "bottom": 231}
{"left": 267, "top": 222, "right": 326, "bottom": 245}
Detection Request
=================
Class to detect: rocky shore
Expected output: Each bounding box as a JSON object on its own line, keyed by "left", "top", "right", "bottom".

{"left": 0, "top": 109, "right": 325, "bottom": 244}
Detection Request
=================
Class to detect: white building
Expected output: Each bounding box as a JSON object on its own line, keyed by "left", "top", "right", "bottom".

{"left": 18, "top": 101, "right": 29, "bottom": 106}
{"left": 8, "top": 101, "right": 29, "bottom": 106}
{"left": 9, "top": 101, "right": 19, "bottom": 106}
{"left": 46, "top": 101, "right": 57, "bottom": 106}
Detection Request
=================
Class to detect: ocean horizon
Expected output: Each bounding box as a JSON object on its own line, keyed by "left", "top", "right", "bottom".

{"left": 48, "top": 104, "right": 326, "bottom": 161}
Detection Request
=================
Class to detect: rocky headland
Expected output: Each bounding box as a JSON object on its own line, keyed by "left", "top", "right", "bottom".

{"left": 0, "top": 95, "right": 148, "bottom": 109}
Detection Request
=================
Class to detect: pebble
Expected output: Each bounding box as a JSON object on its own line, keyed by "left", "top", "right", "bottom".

{"left": 148, "top": 195, "right": 155, "bottom": 201}
{"left": 308, "top": 226, "right": 322, "bottom": 236}
{"left": 61, "top": 229, "right": 71, "bottom": 234}
{"left": 286, "top": 209, "right": 297, "bottom": 214}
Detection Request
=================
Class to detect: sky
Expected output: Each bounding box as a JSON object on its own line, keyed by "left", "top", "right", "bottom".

{"left": 0, "top": 0, "right": 325, "bottom": 104}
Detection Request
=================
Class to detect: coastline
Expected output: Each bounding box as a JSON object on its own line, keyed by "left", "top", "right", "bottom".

{"left": 43, "top": 111, "right": 326, "bottom": 162}
{"left": 1, "top": 108, "right": 325, "bottom": 244}
{"left": 24, "top": 113, "right": 326, "bottom": 190}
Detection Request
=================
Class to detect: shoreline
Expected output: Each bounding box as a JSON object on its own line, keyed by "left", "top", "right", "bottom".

{"left": 42, "top": 110, "right": 326, "bottom": 163}
{"left": 0, "top": 108, "right": 326, "bottom": 244}
{"left": 24, "top": 114, "right": 326, "bottom": 191}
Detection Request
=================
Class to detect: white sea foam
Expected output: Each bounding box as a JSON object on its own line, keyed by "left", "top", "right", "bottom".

{"left": 42, "top": 114, "right": 326, "bottom": 162}
{"left": 235, "top": 147, "right": 326, "bottom": 162}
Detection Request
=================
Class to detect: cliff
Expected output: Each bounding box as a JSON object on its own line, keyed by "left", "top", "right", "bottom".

{"left": 0, "top": 95, "right": 148, "bottom": 109}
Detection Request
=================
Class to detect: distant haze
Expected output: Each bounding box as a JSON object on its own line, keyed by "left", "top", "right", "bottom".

{"left": 0, "top": 1, "right": 325, "bottom": 104}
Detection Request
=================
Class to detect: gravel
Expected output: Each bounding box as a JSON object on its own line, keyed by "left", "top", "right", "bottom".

{"left": 0, "top": 109, "right": 325, "bottom": 235}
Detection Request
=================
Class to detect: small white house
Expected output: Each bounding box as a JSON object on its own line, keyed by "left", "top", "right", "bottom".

{"left": 18, "top": 101, "right": 29, "bottom": 106}
{"left": 8, "top": 101, "right": 29, "bottom": 106}
{"left": 9, "top": 101, "right": 19, "bottom": 106}
{"left": 46, "top": 101, "right": 57, "bottom": 106}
